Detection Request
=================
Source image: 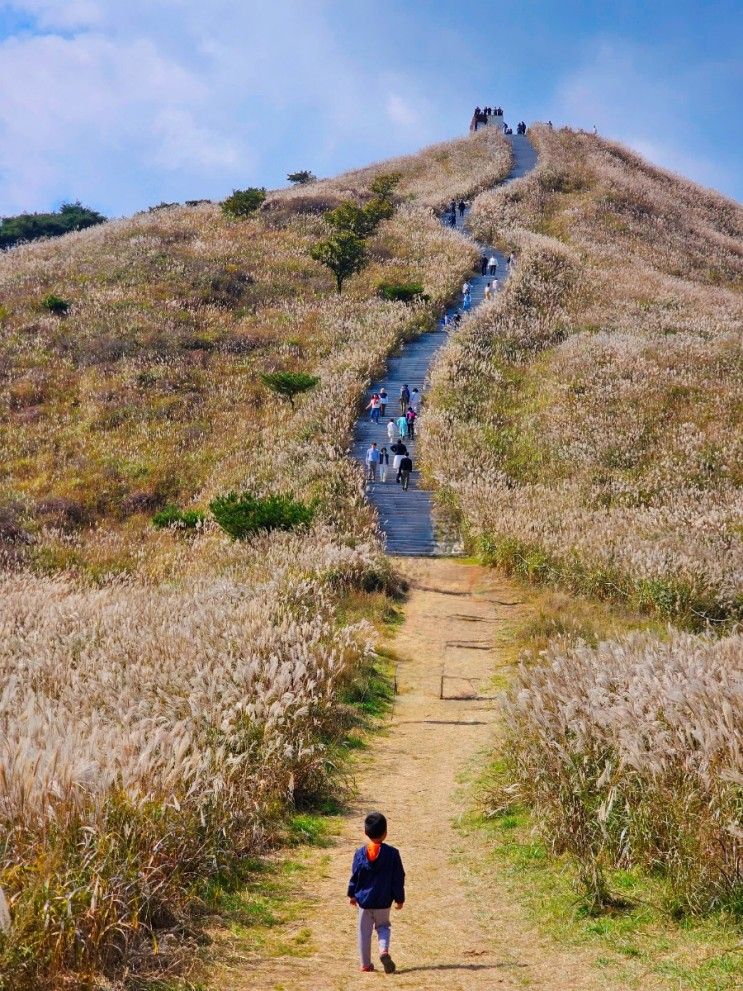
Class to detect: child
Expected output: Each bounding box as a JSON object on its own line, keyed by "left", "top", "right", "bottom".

{"left": 348, "top": 812, "right": 405, "bottom": 974}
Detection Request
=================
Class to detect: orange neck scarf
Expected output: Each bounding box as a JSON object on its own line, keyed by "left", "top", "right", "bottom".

{"left": 366, "top": 842, "right": 382, "bottom": 861}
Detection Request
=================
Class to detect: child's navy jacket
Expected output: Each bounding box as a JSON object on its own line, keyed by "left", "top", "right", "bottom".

{"left": 347, "top": 843, "right": 405, "bottom": 909}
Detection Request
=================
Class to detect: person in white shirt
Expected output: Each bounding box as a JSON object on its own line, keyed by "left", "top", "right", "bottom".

{"left": 386, "top": 418, "right": 398, "bottom": 443}
{"left": 488, "top": 256, "right": 498, "bottom": 275}
{"left": 411, "top": 388, "right": 421, "bottom": 413}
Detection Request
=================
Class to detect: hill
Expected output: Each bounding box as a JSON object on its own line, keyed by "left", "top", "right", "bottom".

{"left": 423, "top": 124, "right": 742, "bottom": 626}
{"left": 0, "top": 127, "right": 510, "bottom": 986}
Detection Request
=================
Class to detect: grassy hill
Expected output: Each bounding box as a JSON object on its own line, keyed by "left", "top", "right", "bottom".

{"left": 423, "top": 124, "right": 742, "bottom": 627}
{"left": 0, "top": 128, "right": 510, "bottom": 987}
{"left": 1, "top": 119, "right": 742, "bottom": 988}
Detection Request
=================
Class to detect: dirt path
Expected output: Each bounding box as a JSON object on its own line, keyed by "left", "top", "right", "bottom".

{"left": 208, "top": 559, "right": 635, "bottom": 991}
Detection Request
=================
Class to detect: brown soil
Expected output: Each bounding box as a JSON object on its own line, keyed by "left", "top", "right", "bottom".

{"left": 206, "top": 558, "right": 636, "bottom": 991}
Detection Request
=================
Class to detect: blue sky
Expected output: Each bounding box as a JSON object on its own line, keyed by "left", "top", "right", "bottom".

{"left": 0, "top": 0, "right": 741, "bottom": 216}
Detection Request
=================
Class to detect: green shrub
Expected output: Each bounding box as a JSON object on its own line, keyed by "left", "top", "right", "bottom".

{"left": 0, "top": 202, "right": 106, "bottom": 250}
{"left": 325, "top": 202, "right": 377, "bottom": 238}
{"left": 152, "top": 505, "right": 205, "bottom": 529}
{"left": 287, "top": 170, "right": 317, "bottom": 185}
{"left": 260, "top": 371, "right": 319, "bottom": 406}
{"left": 222, "top": 187, "right": 266, "bottom": 218}
{"left": 210, "top": 491, "right": 313, "bottom": 540}
{"left": 377, "top": 281, "right": 428, "bottom": 303}
{"left": 40, "top": 294, "right": 70, "bottom": 316}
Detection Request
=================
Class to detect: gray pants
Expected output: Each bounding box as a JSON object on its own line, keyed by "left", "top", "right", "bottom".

{"left": 358, "top": 906, "right": 391, "bottom": 967}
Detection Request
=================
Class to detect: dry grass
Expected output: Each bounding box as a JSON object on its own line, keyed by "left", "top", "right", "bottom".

{"left": 502, "top": 629, "right": 743, "bottom": 916}
{"left": 0, "top": 129, "right": 511, "bottom": 986}
{"left": 422, "top": 125, "right": 743, "bottom": 626}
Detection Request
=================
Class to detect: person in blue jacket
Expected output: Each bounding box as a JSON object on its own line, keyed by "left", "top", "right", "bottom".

{"left": 347, "top": 811, "right": 405, "bottom": 973}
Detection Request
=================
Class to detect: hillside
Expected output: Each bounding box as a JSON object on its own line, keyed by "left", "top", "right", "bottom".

{"left": 1, "top": 118, "right": 743, "bottom": 991}
{"left": 0, "top": 128, "right": 510, "bottom": 987}
{"left": 423, "top": 125, "right": 743, "bottom": 626}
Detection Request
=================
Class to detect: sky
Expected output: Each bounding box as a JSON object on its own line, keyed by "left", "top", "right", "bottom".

{"left": 0, "top": 0, "right": 741, "bottom": 217}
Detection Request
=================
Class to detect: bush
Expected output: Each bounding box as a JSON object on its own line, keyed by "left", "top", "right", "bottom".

{"left": 40, "top": 294, "right": 70, "bottom": 315}
{"left": 210, "top": 491, "right": 313, "bottom": 540}
{"left": 325, "top": 202, "right": 378, "bottom": 239}
{"left": 287, "top": 170, "right": 317, "bottom": 185}
{"left": 260, "top": 371, "right": 319, "bottom": 406}
{"left": 377, "top": 281, "right": 428, "bottom": 303}
{"left": 310, "top": 232, "right": 366, "bottom": 292}
{"left": 0, "top": 202, "right": 106, "bottom": 250}
{"left": 222, "top": 187, "right": 266, "bottom": 218}
{"left": 152, "top": 505, "right": 205, "bottom": 529}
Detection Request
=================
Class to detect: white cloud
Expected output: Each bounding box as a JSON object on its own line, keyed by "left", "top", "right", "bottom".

{"left": 0, "top": 0, "right": 439, "bottom": 213}
{"left": 386, "top": 93, "right": 417, "bottom": 128}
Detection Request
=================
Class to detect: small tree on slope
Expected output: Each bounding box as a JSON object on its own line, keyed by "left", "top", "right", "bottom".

{"left": 310, "top": 232, "right": 367, "bottom": 292}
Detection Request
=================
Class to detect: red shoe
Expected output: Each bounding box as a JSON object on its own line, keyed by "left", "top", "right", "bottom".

{"left": 361, "top": 963, "right": 375, "bottom": 972}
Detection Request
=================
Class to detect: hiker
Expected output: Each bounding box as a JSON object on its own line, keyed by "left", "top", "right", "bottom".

{"left": 484, "top": 280, "right": 492, "bottom": 300}
{"left": 548, "top": 120, "right": 553, "bottom": 129}
{"left": 405, "top": 406, "right": 417, "bottom": 440}
{"left": 396, "top": 412, "right": 409, "bottom": 440}
{"left": 507, "top": 252, "right": 514, "bottom": 267}
{"left": 491, "top": 277, "right": 498, "bottom": 294}
{"left": 449, "top": 210, "right": 457, "bottom": 227}
{"left": 458, "top": 200, "right": 466, "bottom": 217}
{"left": 488, "top": 255, "right": 498, "bottom": 275}
{"left": 462, "top": 280, "right": 470, "bottom": 304}
{"left": 379, "top": 446, "right": 389, "bottom": 483}
{"left": 366, "top": 393, "right": 381, "bottom": 423}
{"left": 480, "top": 254, "right": 489, "bottom": 275}
{"left": 453, "top": 312, "right": 462, "bottom": 326}
{"left": 348, "top": 811, "right": 405, "bottom": 974}
{"left": 449, "top": 199, "right": 456, "bottom": 213}
{"left": 365, "top": 442, "right": 380, "bottom": 482}
{"left": 399, "top": 384, "right": 410, "bottom": 414}
{"left": 386, "top": 418, "right": 398, "bottom": 444}
{"left": 378, "top": 388, "right": 388, "bottom": 417}
{"left": 391, "top": 439, "right": 407, "bottom": 482}
{"left": 399, "top": 453, "right": 413, "bottom": 490}
{"left": 463, "top": 287, "right": 471, "bottom": 310}
{"left": 411, "top": 387, "right": 421, "bottom": 413}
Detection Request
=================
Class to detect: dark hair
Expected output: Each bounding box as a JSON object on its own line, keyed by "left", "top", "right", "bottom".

{"left": 364, "top": 811, "right": 387, "bottom": 840}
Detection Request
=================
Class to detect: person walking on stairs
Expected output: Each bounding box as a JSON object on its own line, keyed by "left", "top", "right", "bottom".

{"left": 386, "top": 418, "right": 398, "bottom": 444}
{"left": 391, "top": 439, "right": 407, "bottom": 482}
{"left": 366, "top": 393, "right": 381, "bottom": 423}
{"left": 410, "top": 387, "right": 421, "bottom": 414}
{"left": 378, "top": 388, "right": 388, "bottom": 417}
{"left": 399, "top": 453, "right": 413, "bottom": 490}
{"left": 365, "top": 442, "right": 380, "bottom": 483}
{"left": 458, "top": 200, "right": 466, "bottom": 219}
{"left": 480, "top": 254, "right": 489, "bottom": 275}
{"left": 348, "top": 812, "right": 405, "bottom": 974}
{"left": 379, "top": 446, "right": 389, "bottom": 483}
{"left": 405, "top": 406, "right": 417, "bottom": 440}
{"left": 396, "top": 412, "right": 409, "bottom": 440}
{"left": 399, "top": 384, "right": 410, "bottom": 414}
{"left": 488, "top": 255, "right": 498, "bottom": 275}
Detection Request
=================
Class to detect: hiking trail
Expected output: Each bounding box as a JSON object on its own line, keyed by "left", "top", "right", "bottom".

{"left": 351, "top": 131, "right": 537, "bottom": 556}
{"left": 203, "top": 128, "right": 640, "bottom": 990}
{"left": 209, "top": 559, "right": 639, "bottom": 990}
